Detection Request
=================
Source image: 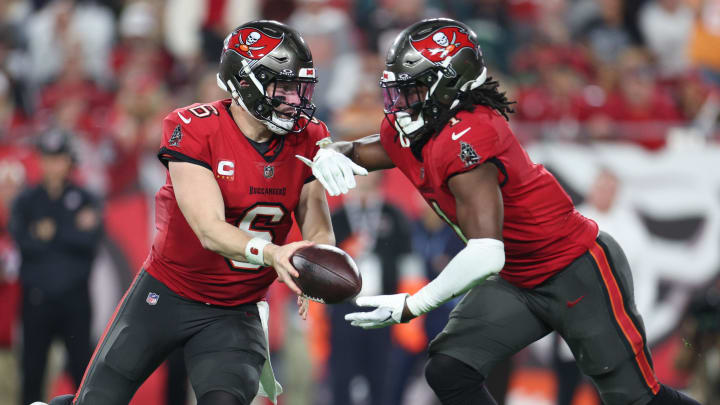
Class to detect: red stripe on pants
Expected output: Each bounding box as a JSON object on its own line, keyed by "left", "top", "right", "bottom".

{"left": 589, "top": 243, "right": 660, "bottom": 395}
{"left": 73, "top": 271, "right": 143, "bottom": 403}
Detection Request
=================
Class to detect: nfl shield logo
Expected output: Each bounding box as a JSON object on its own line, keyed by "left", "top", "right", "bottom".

{"left": 146, "top": 292, "right": 159, "bottom": 305}
{"left": 264, "top": 165, "right": 274, "bottom": 179}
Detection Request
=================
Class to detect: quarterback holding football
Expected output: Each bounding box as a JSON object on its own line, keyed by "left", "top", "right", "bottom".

{"left": 41, "top": 20, "right": 336, "bottom": 405}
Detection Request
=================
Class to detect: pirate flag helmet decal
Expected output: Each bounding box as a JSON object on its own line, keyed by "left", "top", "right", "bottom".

{"left": 224, "top": 27, "right": 283, "bottom": 61}
{"left": 410, "top": 26, "right": 475, "bottom": 65}
{"left": 381, "top": 18, "right": 487, "bottom": 148}
{"left": 218, "top": 20, "right": 317, "bottom": 135}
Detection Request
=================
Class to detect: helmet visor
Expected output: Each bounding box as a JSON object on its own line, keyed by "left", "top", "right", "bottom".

{"left": 381, "top": 82, "right": 428, "bottom": 114}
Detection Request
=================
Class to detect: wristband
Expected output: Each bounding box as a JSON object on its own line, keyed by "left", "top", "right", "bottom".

{"left": 245, "top": 237, "right": 271, "bottom": 266}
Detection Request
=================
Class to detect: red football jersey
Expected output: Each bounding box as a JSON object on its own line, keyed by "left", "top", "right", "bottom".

{"left": 143, "top": 99, "right": 328, "bottom": 306}
{"left": 380, "top": 106, "right": 599, "bottom": 288}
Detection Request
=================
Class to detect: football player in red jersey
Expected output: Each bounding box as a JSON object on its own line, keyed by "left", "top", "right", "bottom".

{"left": 41, "top": 21, "right": 337, "bottom": 405}
{"left": 298, "top": 18, "right": 701, "bottom": 405}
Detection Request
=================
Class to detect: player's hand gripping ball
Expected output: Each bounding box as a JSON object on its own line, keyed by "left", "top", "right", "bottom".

{"left": 290, "top": 244, "right": 362, "bottom": 304}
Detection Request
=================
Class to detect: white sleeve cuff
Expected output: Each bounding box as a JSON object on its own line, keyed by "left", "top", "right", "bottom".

{"left": 406, "top": 238, "right": 505, "bottom": 316}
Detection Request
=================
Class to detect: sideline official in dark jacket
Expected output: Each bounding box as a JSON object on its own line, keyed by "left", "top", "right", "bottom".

{"left": 9, "top": 129, "right": 102, "bottom": 405}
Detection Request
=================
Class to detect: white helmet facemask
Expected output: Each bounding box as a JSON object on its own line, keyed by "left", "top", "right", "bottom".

{"left": 394, "top": 111, "right": 424, "bottom": 147}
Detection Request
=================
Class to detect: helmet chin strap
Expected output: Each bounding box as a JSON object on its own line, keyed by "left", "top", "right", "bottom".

{"left": 460, "top": 67, "right": 488, "bottom": 91}
{"left": 395, "top": 111, "right": 423, "bottom": 147}
{"left": 263, "top": 113, "right": 293, "bottom": 135}
{"left": 451, "top": 67, "right": 489, "bottom": 109}
{"left": 394, "top": 65, "right": 446, "bottom": 148}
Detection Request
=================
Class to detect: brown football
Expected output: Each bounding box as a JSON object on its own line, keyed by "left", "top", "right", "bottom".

{"left": 290, "top": 244, "right": 362, "bottom": 304}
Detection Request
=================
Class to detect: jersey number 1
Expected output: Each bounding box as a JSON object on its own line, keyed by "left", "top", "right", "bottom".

{"left": 229, "top": 204, "right": 287, "bottom": 271}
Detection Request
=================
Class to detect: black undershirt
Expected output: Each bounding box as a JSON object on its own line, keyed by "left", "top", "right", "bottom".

{"left": 246, "top": 135, "right": 275, "bottom": 156}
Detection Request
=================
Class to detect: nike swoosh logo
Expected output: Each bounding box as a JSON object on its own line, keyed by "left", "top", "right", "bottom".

{"left": 177, "top": 111, "right": 191, "bottom": 124}
{"left": 451, "top": 127, "right": 471, "bottom": 140}
{"left": 567, "top": 295, "right": 585, "bottom": 308}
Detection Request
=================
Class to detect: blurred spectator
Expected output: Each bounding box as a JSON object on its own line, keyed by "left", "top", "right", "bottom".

{"left": 675, "top": 70, "right": 717, "bottom": 123}
{"left": 195, "top": 67, "right": 228, "bottom": 103}
{"left": 112, "top": 2, "right": 174, "bottom": 86}
{"left": 104, "top": 62, "right": 171, "bottom": 197}
{"left": 9, "top": 129, "right": 102, "bottom": 405}
{"left": 586, "top": 48, "right": 683, "bottom": 147}
{"left": 33, "top": 49, "right": 114, "bottom": 195}
{"left": 106, "top": 2, "right": 175, "bottom": 197}
{"left": 36, "top": 46, "right": 113, "bottom": 139}
{"left": 24, "top": 0, "right": 115, "bottom": 86}
{"left": 0, "top": 157, "right": 25, "bottom": 348}
{"left": 288, "top": 0, "right": 359, "bottom": 122}
{"left": 163, "top": 0, "right": 259, "bottom": 65}
{"left": 464, "top": 0, "right": 515, "bottom": 73}
{"left": 607, "top": 48, "right": 682, "bottom": 112}
{"left": 639, "top": 0, "right": 694, "bottom": 78}
{"left": 262, "top": 0, "right": 296, "bottom": 22}
{"left": 513, "top": 64, "right": 586, "bottom": 126}
{"left": 328, "top": 172, "right": 417, "bottom": 405}
{"left": 0, "top": 158, "right": 26, "bottom": 232}
{"left": 354, "top": 0, "right": 442, "bottom": 55}
{"left": 514, "top": 0, "right": 595, "bottom": 80}
{"left": 688, "top": 0, "right": 720, "bottom": 85}
{"left": 330, "top": 53, "right": 385, "bottom": 140}
{"left": 577, "top": 0, "right": 633, "bottom": 64}
{"left": 0, "top": 21, "right": 22, "bottom": 113}
{"left": 0, "top": 73, "right": 14, "bottom": 139}
{"left": 0, "top": 19, "right": 34, "bottom": 138}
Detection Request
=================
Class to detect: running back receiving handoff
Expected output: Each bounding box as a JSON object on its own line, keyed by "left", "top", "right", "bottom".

{"left": 298, "top": 17, "right": 702, "bottom": 405}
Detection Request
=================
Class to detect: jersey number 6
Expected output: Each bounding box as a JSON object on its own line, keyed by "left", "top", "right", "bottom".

{"left": 228, "top": 203, "right": 288, "bottom": 272}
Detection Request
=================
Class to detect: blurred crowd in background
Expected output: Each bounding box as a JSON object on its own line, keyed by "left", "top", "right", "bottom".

{"left": 0, "top": 0, "right": 719, "bottom": 404}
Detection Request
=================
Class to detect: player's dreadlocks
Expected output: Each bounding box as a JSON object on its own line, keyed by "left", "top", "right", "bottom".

{"left": 458, "top": 76, "right": 515, "bottom": 120}
{"left": 409, "top": 76, "right": 515, "bottom": 159}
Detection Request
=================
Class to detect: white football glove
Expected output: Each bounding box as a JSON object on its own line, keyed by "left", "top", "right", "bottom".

{"left": 296, "top": 148, "right": 368, "bottom": 196}
{"left": 344, "top": 293, "right": 409, "bottom": 329}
